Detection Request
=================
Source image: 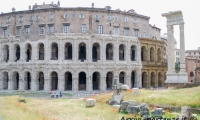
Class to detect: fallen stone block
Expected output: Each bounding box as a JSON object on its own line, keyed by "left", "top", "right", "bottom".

{"left": 86, "top": 98, "right": 96, "bottom": 107}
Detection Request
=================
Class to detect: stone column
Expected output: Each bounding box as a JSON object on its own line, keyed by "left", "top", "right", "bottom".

{"left": 88, "top": 39, "right": 91, "bottom": 63}
{"left": 19, "top": 72, "right": 25, "bottom": 91}
{"left": 102, "top": 39, "right": 105, "bottom": 63}
{"left": 58, "top": 72, "right": 65, "bottom": 91}
{"left": 73, "top": 39, "right": 77, "bottom": 63}
{"left": 44, "top": 39, "right": 49, "bottom": 61}
{"left": 115, "top": 40, "right": 119, "bottom": 62}
{"left": 72, "top": 75, "right": 78, "bottom": 92}
{"left": 179, "top": 23, "right": 186, "bottom": 72}
{"left": 32, "top": 44, "right": 37, "bottom": 61}
{"left": 0, "top": 72, "right": 2, "bottom": 90}
{"left": 31, "top": 71, "right": 36, "bottom": 91}
{"left": 19, "top": 43, "right": 25, "bottom": 62}
{"left": 166, "top": 25, "right": 174, "bottom": 73}
{"left": 0, "top": 42, "right": 2, "bottom": 63}
{"left": 9, "top": 43, "right": 13, "bottom": 62}
{"left": 147, "top": 71, "right": 150, "bottom": 88}
{"left": 44, "top": 71, "right": 50, "bottom": 92}
{"left": 86, "top": 76, "right": 92, "bottom": 92}
{"left": 136, "top": 69, "right": 142, "bottom": 88}
{"left": 126, "top": 69, "right": 131, "bottom": 87}
{"left": 8, "top": 72, "right": 12, "bottom": 90}
{"left": 155, "top": 71, "right": 158, "bottom": 87}
{"left": 58, "top": 39, "right": 62, "bottom": 63}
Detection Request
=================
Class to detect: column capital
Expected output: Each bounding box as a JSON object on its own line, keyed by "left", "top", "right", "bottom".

{"left": 179, "top": 23, "right": 184, "bottom": 29}
{"left": 167, "top": 25, "right": 174, "bottom": 31}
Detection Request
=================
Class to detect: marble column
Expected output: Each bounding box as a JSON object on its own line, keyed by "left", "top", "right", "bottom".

{"left": 179, "top": 23, "right": 186, "bottom": 72}
{"left": 0, "top": 72, "right": 2, "bottom": 90}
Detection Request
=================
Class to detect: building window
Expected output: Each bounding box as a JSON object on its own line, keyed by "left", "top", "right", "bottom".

{"left": 95, "top": 15, "right": 99, "bottom": 20}
{"left": 64, "top": 14, "right": 68, "bottom": 18}
{"left": 80, "top": 14, "right": 84, "bottom": 18}
{"left": 25, "top": 26, "right": 30, "bottom": 35}
{"left": 133, "top": 19, "right": 137, "bottom": 23}
{"left": 7, "top": 17, "right": 10, "bottom": 23}
{"left": 124, "top": 28, "right": 129, "bottom": 36}
{"left": 114, "top": 27, "right": 119, "bottom": 35}
{"left": 17, "top": 27, "right": 21, "bottom": 36}
{"left": 107, "top": 16, "right": 111, "bottom": 20}
{"left": 134, "top": 29, "right": 139, "bottom": 37}
{"left": 40, "top": 26, "right": 45, "bottom": 34}
{"left": 125, "top": 17, "right": 128, "bottom": 22}
{"left": 50, "top": 14, "right": 54, "bottom": 19}
{"left": 143, "top": 32, "right": 146, "bottom": 37}
{"left": 114, "top": 16, "right": 118, "bottom": 21}
{"left": 64, "top": 25, "right": 69, "bottom": 33}
{"left": 81, "top": 24, "right": 87, "bottom": 34}
{"left": 143, "top": 24, "right": 146, "bottom": 29}
{"left": 19, "top": 16, "right": 23, "bottom": 22}
{"left": 72, "top": 14, "right": 76, "bottom": 19}
{"left": 36, "top": 15, "right": 40, "bottom": 21}
{"left": 98, "top": 25, "right": 103, "bottom": 34}
{"left": 3, "top": 28, "right": 7, "bottom": 36}
{"left": 48, "top": 25, "right": 54, "bottom": 34}
{"left": 30, "top": 16, "right": 34, "bottom": 21}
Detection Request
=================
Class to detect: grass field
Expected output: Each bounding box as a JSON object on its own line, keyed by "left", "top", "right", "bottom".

{"left": 0, "top": 87, "right": 200, "bottom": 120}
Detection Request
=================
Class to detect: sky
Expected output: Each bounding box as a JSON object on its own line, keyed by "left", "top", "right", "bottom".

{"left": 0, "top": 0, "right": 200, "bottom": 50}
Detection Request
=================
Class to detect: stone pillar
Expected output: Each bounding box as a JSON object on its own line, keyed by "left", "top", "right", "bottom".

{"left": 147, "top": 71, "right": 150, "bottom": 88}
{"left": 19, "top": 72, "right": 25, "bottom": 91}
{"left": 72, "top": 75, "right": 78, "bottom": 92}
{"left": 19, "top": 43, "right": 25, "bottom": 62}
{"left": 126, "top": 69, "right": 131, "bottom": 87}
{"left": 73, "top": 39, "right": 77, "bottom": 63}
{"left": 115, "top": 40, "right": 119, "bottom": 62}
{"left": 44, "top": 71, "right": 50, "bottom": 92}
{"left": 9, "top": 43, "right": 13, "bottom": 62}
{"left": 86, "top": 76, "right": 92, "bottom": 92}
{"left": 8, "top": 72, "right": 12, "bottom": 90}
{"left": 155, "top": 71, "right": 158, "bottom": 87}
{"left": 0, "top": 72, "right": 2, "bottom": 90}
{"left": 32, "top": 44, "right": 37, "bottom": 61}
{"left": 58, "top": 72, "right": 65, "bottom": 91}
{"left": 102, "top": 39, "right": 105, "bottom": 63}
{"left": 136, "top": 70, "right": 142, "bottom": 88}
{"left": 44, "top": 39, "right": 48, "bottom": 61}
{"left": 179, "top": 23, "right": 186, "bottom": 72}
{"left": 88, "top": 39, "right": 91, "bottom": 63}
{"left": 0, "top": 42, "right": 2, "bottom": 63}
{"left": 31, "top": 71, "right": 36, "bottom": 91}
{"left": 166, "top": 25, "right": 174, "bottom": 73}
{"left": 58, "top": 39, "right": 62, "bottom": 63}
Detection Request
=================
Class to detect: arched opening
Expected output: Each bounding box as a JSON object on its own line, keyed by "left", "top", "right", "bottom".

{"left": 190, "top": 72, "right": 194, "bottom": 77}
{"left": 25, "top": 72, "right": 31, "bottom": 90}
{"left": 51, "top": 72, "right": 58, "bottom": 90}
{"left": 142, "top": 72, "right": 147, "bottom": 88}
{"left": 106, "top": 72, "right": 113, "bottom": 90}
{"left": 79, "top": 72, "right": 86, "bottom": 91}
{"left": 26, "top": 44, "right": 32, "bottom": 62}
{"left": 131, "top": 71, "right": 135, "bottom": 88}
{"left": 65, "top": 43, "right": 72, "bottom": 60}
{"left": 131, "top": 45, "right": 136, "bottom": 61}
{"left": 92, "top": 72, "right": 100, "bottom": 90}
{"left": 158, "top": 72, "right": 162, "bottom": 87}
{"left": 38, "top": 72, "right": 44, "bottom": 90}
{"left": 150, "top": 47, "right": 154, "bottom": 62}
{"left": 92, "top": 43, "right": 100, "bottom": 62}
{"left": 150, "top": 72, "right": 156, "bottom": 88}
{"left": 38, "top": 43, "right": 44, "bottom": 60}
{"left": 65, "top": 72, "right": 72, "bottom": 91}
{"left": 51, "top": 43, "right": 58, "bottom": 60}
{"left": 79, "top": 43, "right": 86, "bottom": 61}
{"left": 119, "top": 44, "right": 125, "bottom": 60}
{"left": 141, "top": 46, "right": 146, "bottom": 61}
{"left": 106, "top": 43, "right": 113, "bottom": 60}
{"left": 3, "top": 72, "right": 9, "bottom": 90}
{"left": 13, "top": 72, "right": 19, "bottom": 90}
{"left": 14, "top": 44, "right": 20, "bottom": 62}
{"left": 3, "top": 45, "right": 9, "bottom": 62}
{"left": 164, "top": 72, "right": 167, "bottom": 82}
{"left": 157, "top": 48, "right": 162, "bottom": 62}
{"left": 119, "top": 72, "right": 125, "bottom": 84}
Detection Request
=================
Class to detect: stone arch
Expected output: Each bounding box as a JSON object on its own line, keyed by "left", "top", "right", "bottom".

{"left": 119, "top": 72, "right": 125, "bottom": 84}
{"left": 92, "top": 42, "right": 100, "bottom": 61}
{"left": 51, "top": 71, "right": 58, "bottom": 90}
{"left": 141, "top": 46, "right": 147, "bottom": 61}
{"left": 65, "top": 43, "right": 72, "bottom": 60}
{"left": 190, "top": 72, "right": 194, "bottom": 77}
{"left": 65, "top": 72, "right": 72, "bottom": 91}
{"left": 79, "top": 72, "right": 86, "bottom": 91}
{"left": 106, "top": 43, "right": 113, "bottom": 60}
{"left": 12, "top": 71, "right": 19, "bottom": 90}
{"left": 150, "top": 72, "right": 156, "bottom": 87}
{"left": 150, "top": 47, "right": 155, "bottom": 62}
{"left": 131, "top": 45, "right": 137, "bottom": 61}
{"left": 51, "top": 42, "right": 58, "bottom": 60}
{"left": 119, "top": 44, "right": 125, "bottom": 60}
{"left": 142, "top": 72, "right": 147, "bottom": 88}
{"left": 158, "top": 72, "right": 163, "bottom": 87}
{"left": 25, "top": 43, "right": 32, "bottom": 62}
{"left": 79, "top": 42, "right": 86, "bottom": 61}
{"left": 106, "top": 71, "right": 113, "bottom": 90}
{"left": 3, "top": 45, "right": 9, "bottom": 62}
{"left": 92, "top": 72, "right": 100, "bottom": 90}
{"left": 38, "top": 72, "right": 44, "bottom": 90}
{"left": 131, "top": 71, "right": 135, "bottom": 88}
{"left": 157, "top": 48, "right": 162, "bottom": 62}
{"left": 24, "top": 71, "right": 31, "bottom": 90}
{"left": 2, "top": 72, "right": 9, "bottom": 89}
{"left": 38, "top": 43, "right": 44, "bottom": 60}
{"left": 13, "top": 44, "right": 20, "bottom": 62}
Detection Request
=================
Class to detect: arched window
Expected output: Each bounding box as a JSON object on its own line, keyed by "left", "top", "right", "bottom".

{"left": 92, "top": 43, "right": 100, "bottom": 62}
{"left": 131, "top": 45, "right": 136, "bottom": 61}
{"left": 14, "top": 44, "right": 20, "bottom": 62}
{"left": 141, "top": 46, "right": 146, "bottom": 61}
{"left": 157, "top": 48, "right": 162, "bottom": 62}
{"left": 119, "top": 44, "right": 125, "bottom": 60}
{"left": 79, "top": 43, "right": 86, "bottom": 61}
{"left": 150, "top": 47, "right": 154, "bottom": 62}
{"left": 65, "top": 43, "right": 72, "bottom": 60}
{"left": 51, "top": 43, "right": 58, "bottom": 60}
{"left": 51, "top": 72, "right": 58, "bottom": 90}
{"left": 79, "top": 72, "right": 86, "bottom": 90}
{"left": 190, "top": 72, "right": 194, "bottom": 77}
{"left": 38, "top": 43, "right": 44, "bottom": 60}
{"left": 3, "top": 45, "right": 9, "bottom": 62}
{"left": 25, "top": 44, "right": 32, "bottom": 62}
{"left": 106, "top": 44, "right": 113, "bottom": 60}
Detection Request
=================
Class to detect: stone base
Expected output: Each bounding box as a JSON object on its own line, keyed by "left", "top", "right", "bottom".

{"left": 165, "top": 72, "right": 188, "bottom": 83}
{"left": 165, "top": 83, "right": 199, "bottom": 89}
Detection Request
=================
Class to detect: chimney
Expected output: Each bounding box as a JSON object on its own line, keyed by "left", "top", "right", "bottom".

{"left": 43, "top": 2, "right": 45, "bottom": 5}
{"left": 91, "top": 3, "right": 94, "bottom": 8}
{"left": 198, "top": 47, "right": 200, "bottom": 50}
{"left": 52, "top": 1, "right": 53, "bottom": 4}
{"left": 58, "top": 1, "right": 60, "bottom": 6}
{"left": 12, "top": 7, "right": 15, "bottom": 12}
{"left": 35, "top": 3, "right": 37, "bottom": 5}
{"left": 29, "top": 5, "right": 31, "bottom": 10}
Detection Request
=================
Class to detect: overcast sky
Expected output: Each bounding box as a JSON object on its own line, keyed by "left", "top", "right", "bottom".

{"left": 1, "top": 0, "right": 199, "bottom": 50}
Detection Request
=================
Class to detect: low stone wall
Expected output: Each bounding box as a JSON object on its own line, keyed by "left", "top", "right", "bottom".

{"left": 164, "top": 83, "right": 200, "bottom": 89}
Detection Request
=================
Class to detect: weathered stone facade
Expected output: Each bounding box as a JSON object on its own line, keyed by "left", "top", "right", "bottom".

{"left": 0, "top": 2, "right": 162, "bottom": 91}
